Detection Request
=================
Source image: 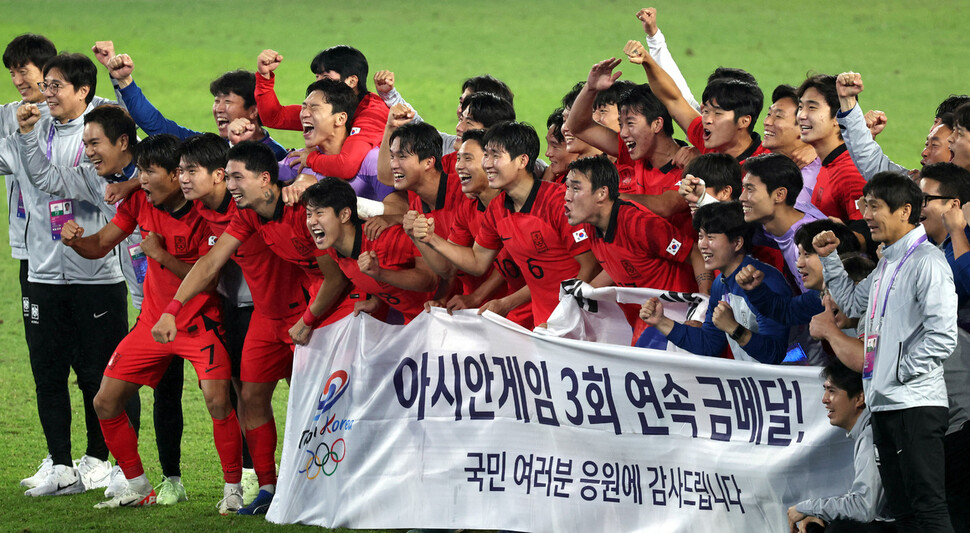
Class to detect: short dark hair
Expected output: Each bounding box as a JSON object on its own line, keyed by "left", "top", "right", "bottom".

{"left": 840, "top": 252, "right": 876, "bottom": 283}
{"left": 701, "top": 78, "right": 763, "bottom": 134}
{"left": 796, "top": 74, "right": 840, "bottom": 119}
{"left": 617, "top": 84, "right": 674, "bottom": 137}
{"left": 920, "top": 162, "right": 970, "bottom": 204}
{"left": 3, "top": 33, "right": 56, "bottom": 70}
{"left": 482, "top": 121, "right": 540, "bottom": 174}
{"left": 568, "top": 155, "right": 619, "bottom": 201}
{"left": 389, "top": 122, "right": 442, "bottom": 172}
{"left": 546, "top": 108, "right": 565, "bottom": 143}
{"left": 42, "top": 52, "right": 97, "bottom": 104}
{"left": 594, "top": 80, "right": 637, "bottom": 110}
{"left": 180, "top": 133, "right": 228, "bottom": 173}
{"left": 561, "top": 82, "right": 584, "bottom": 110}
{"left": 135, "top": 134, "right": 181, "bottom": 172}
{"left": 795, "top": 220, "right": 860, "bottom": 256}
{"left": 303, "top": 177, "right": 359, "bottom": 225}
{"left": 938, "top": 112, "right": 955, "bottom": 130}
{"left": 707, "top": 67, "right": 758, "bottom": 86}
{"left": 461, "top": 128, "right": 486, "bottom": 147}
{"left": 821, "top": 359, "right": 863, "bottom": 401}
{"left": 310, "top": 45, "right": 369, "bottom": 94}
{"left": 692, "top": 201, "right": 753, "bottom": 252}
{"left": 462, "top": 75, "right": 513, "bottom": 105}
{"left": 684, "top": 153, "right": 742, "bottom": 199}
{"left": 209, "top": 70, "right": 257, "bottom": 108}
{"left": 742, "top": 153, "right": 803, "bottom": 207}
{"left": 461, "top": 92, "right": 516, "bottom": 128}
{"left": 305, "top": 78, "right": 358, "bottom": 132}
{"left": 84, "top": 104, "right": 137, "bottom": 148}
{"left": 937, "top": 95, "right": 970, "bottom": 119}
{"left": 953, "top": 103, "right": 970, "bottom": 130}
{"left": 771, "top": 84, "right": 798, "bottom": 106}
{"left": 863, "top": 171, "right": 922, "bottom": 224}
{"left": 227, "top": 140, "right": 279, "bottom": 184}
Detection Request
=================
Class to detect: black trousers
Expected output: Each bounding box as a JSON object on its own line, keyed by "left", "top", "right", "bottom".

{"left": 943, "top": 421, "right": 970, "bottom": 532}
{"left": 25, "top": 281, "right": 131, "bottom": 466}
{"left": 871, "top": 407, "right": 953, "bottom": 533}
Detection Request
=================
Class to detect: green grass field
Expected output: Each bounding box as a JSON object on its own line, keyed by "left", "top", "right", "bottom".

{"left": 0, "top": 0, "right": 966, "bottom": 530}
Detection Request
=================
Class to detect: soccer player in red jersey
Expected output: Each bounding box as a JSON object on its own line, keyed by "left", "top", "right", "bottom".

{"left": 622, "top": 40, "right": 768, "bottom": 164}
{"left": 795, "top": 75, "right": 868, "bottom": 242}
{"left": 254, "top": 45, "right": 387, "bottom": 180}
{"left": 58, "top": 135, "right": 242, "bottom": 511}
{"left": 411, "top": 121, "right": 601, "bottom": 326}
{"left": 566, "top": 59, "right": 690, "bottom": 227}
{"left": 305, "top": 177, "right": 438, "bottom": 322}
{"left": 152, "top": 141, "right": 355, "bottom": 515}
{"left": 564, "top": 155, "right": 701, "bottom": 343}
{"left": 415, "top": 129, "right": 533, "bottom": 327}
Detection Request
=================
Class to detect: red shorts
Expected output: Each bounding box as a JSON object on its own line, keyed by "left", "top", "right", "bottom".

{"left": 240, "top": 311, "right": 296, "bottom": 383}
{"left": 105, "top": 319, "right": 231, "bottom": 387}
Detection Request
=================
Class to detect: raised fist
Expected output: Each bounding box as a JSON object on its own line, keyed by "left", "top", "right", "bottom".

{"left": 257, "top": 49, "right": 283, "bottom": 78}
{"left": 106, "top": 53, "right": 134, "bottom": 81}
{"left": 623, "top": 40, "right": 649, "bottom": 65}
{"left": 374, "top": 70, "right": 395, "bottom": 95}
{"left": 17, "top": 103, "right": 41, "bottom": 133}
{"left": 636, "top": 8, "right": 659, "bottom": 37}
{"left": 91, "top": 41, "right": 115, "bottom": 67}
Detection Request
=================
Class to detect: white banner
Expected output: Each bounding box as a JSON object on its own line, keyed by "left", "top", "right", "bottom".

{"left": 267, "top": 309, "right": 854, "bottom": 532}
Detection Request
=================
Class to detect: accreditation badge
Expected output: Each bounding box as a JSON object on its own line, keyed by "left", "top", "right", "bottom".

{"left": 48, "top": 199, "right": 74, "bottom": 240}
{"left": 863, "top": 334, "right": 878, "bottom": 380}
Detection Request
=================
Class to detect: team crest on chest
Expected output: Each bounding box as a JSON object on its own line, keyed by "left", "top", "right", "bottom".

{"left": 174, "top": 236, "right": 189, "bottom": 254}
{"left": 621, "top": 259, "right": 640, "bottom": 279}
{"left": 531, "top": 231, "right": 548, "bottom": 253}
{"left": 292, "top": 237, "right": 313, "bottom": 257}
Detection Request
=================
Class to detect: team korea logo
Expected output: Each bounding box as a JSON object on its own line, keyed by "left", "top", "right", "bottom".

{"left": 297, "top": 369, "right": 352, "bottom": 480}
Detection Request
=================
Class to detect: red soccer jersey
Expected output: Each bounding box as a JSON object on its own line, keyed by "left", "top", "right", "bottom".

{"left": 811, "top": 144, "right": 864, "bottom": 222}
{"left": 254, "top": 72, "right": 386, "bottom": 180}
{"left": 476, "top": 179, "right": 592, "bottom": 325}
{"left": 448, "top": 197, "right": 533, "bottom": 328}
{"left": 328, "top": 224, "right": 432, "bottom": 322}
{"left": 197, "top": 192, "right": 310, "bottom": 319}
{"left": 587, "top": 200, "right": 697, "bottom": 340}
{"left": 441, "top": 151, "right": 457, "bottom": 176}
{"left": 113, "top": 190, "right": 220, "bottom": 331}
{"left": 225, "top": 196, "right": 355, "bottom": 323}
{"left": 686, "top": 115, "right": 769, "bottom": 164}
{"left": 409, "top": 172, "right": 487, "bottom": 297}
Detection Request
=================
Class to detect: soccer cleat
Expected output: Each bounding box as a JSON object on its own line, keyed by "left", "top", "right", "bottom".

{"left": 94, "top": 485, "right": 156, "bottom": 509}
{"left": 20, "top": 455, "right": 53, "bottom": 489}
{"left": 217, "top": 484, "right": 244, "bottom": 515}
{"left": 240, "top": 468, "right": 258, "bottom": 505}
{"left": 76, "top": 455, "right": 112, "bottom": 490}
{"left": 236, "top": 488, "right": 273, "bottom": 515}
{"left": 154, "top": 477, "right": 188, "bottom": 505}
{"left": 24, "top": 464, "right": 85, "bottom": 497}
{"left": 104, "top": 465, "right": 127, "bottom": 498}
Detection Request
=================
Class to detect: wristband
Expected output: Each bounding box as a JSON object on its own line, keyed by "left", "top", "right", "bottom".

{"left": 163, "top": 299, "right": 183, "bottom": 317}
{"left": 730, "top": 324, "right": 747, "bottom": 341}
{"left": 303, "top": 307, "right": 323, "bottom": 328}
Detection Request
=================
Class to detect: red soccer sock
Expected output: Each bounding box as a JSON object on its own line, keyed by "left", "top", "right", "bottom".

{"left": 245, "top": 419, "right": 278, "bottom": 487}
{"left": 99, "top": 412, "right": 144, "bottom": 479}
{"left": 212, "top": 410, "right": 243, "bottom": 484}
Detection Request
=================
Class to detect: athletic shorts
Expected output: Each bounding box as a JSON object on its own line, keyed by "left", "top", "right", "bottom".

{"left": 240, "top": 311, "right": 296, "bottom": 383}
{"left": 105, "top": 319, "right": 231, "bottom": 387}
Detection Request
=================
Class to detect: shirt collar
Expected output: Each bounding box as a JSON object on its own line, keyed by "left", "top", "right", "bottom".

{"left": 821, "top": 143, "right": 848, "bottom": 167}
{"left": 503, "top": 178, "right": 541, "bottom": 213}
{"left": 597, "top": 200, "right": 629, "bottom": 243}
{"left": 420, "top": 171, "right": 449, "bottom": 213}
{"left": 258, "top": 193, "right": 285, "bottom": 223}
{"left": 338, "top": 223, "right": 364, "bottom": 260}
{"left": 882, "top": 225, "right": 925, "bottom": 261}
{"left": 736, "top": 132, "right": 762, "bottom": 163}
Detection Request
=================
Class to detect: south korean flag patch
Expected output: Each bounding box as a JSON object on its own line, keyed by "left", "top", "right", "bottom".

{"left": 665, "top": 238, "right": 682, "bottom": 256}
{"left": 350, "top": 127, "right": 361, "bottom": 136}
{"left": 572, "top": 229, "right": 588, "bottom": 243}
{"left": 209, "top": 236, "right": 218, "bottom": 246}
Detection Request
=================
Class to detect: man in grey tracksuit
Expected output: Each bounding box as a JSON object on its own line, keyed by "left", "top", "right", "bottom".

{"left": 817, "top": 172, "right": 956, "bottom": 532}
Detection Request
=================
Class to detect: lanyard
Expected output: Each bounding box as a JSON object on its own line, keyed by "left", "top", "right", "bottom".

{"left": 45, "top": 123, "right": 84, "bottom": 167}
{"left": 869, "top": 235, "right": 927, "bottom": 320}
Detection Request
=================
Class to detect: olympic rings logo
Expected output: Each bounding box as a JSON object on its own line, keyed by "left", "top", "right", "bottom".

{"left": 298, "top": 438, "right": 346, "bottom": 479}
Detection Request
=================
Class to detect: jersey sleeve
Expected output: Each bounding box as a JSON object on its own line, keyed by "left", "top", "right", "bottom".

{"left": 224, "top": 209, "right": 257, "bottom": 243}
{"left": 686, "top": 115, "right": 705, "bottom": 150}
{"left": 637, "top": 211, "right": 693, "bottom": 263}
{"left": 835, "top": 171, "right": 865, "bottom": 221}
{"left": 305, "top": 93, "right": 387, "bottom": 180}
{"left": 254, "top": 73, "right": 303, "bottom": 131}
{"left": 475, "top": 202, "right": 503, "bottom": 250}
{"left": 119, "top": 80, "right": 200, "bottom": 139}
{"left": 448, "top": 202, "right": 474, "bottom": 247}
{"left": 112, "top": 195, "right": 140, "bottom": 234}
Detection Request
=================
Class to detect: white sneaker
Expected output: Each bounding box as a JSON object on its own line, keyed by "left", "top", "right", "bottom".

{"left": 104, "top": 465, "right": 127, "bottom": 498}
{"left": 20, "top": 455, "right": 53, "bottom": 489}
{"left": 24, "top": 464, "right": 85, "bottom": 497}
{"left": 217, "top": 484, "right": 243, "bottom": 515}
{"left": 76, "top": 455, "right": 112, "bottom": 490}
{"left": 240, "top": 468, "right": 258, "bottom": 505}
{"left": 94, "top": 484, "right": 156, "bottom": 509}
